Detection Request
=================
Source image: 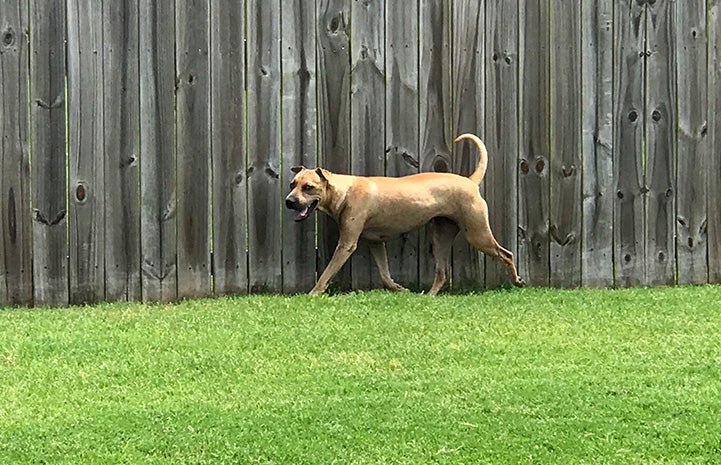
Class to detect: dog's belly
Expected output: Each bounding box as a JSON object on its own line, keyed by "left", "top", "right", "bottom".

{"left": 360, "top": 223, "right": 423, "bottom": 242}
{"left": 360, "top": 211, "right": 444, "bottom": 242}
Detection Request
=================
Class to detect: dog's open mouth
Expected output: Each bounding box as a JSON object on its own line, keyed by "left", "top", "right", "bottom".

{"left": 291, "top": 200, "right": 318, "bottom": 222}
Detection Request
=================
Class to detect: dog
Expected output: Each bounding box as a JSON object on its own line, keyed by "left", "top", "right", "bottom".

{"left": 285, "top": 133, "right": 523, "bottom": 295}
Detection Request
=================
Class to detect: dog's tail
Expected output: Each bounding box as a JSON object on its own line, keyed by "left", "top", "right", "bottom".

{"left": 454, "top": 133, "right": 488, "bottom": 185}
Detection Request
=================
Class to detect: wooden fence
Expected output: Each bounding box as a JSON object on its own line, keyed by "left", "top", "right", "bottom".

{"left": 0, "top": 0, "right": 720, "bottom": 306}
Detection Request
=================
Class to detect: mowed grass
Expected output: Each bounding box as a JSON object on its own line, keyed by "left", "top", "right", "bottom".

{"left": 1, "top": 286, "right": 721, "bottom": 464}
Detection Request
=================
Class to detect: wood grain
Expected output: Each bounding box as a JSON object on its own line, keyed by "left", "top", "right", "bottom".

{"left": 103, "top": 0, "right": 141, "bottom": 301}
{"left": 384, "top": 0, "right": 420, "bottom": 289}
{"left": 247, "top": 0, "right": 282, "bottom": 292}
{"left": 0, "top": 0, "right": 32, "bottom": 304}
{"left": 350, "top": 0, "right": 385, "bottom": 290}
{"left": 67, "top": 0, "right": 105, "bottom": 304}
{"left": 675, "top": 0, "right": 708, "bottom": 284}
{"left": 613, "top": 0, "right": 645, "bottom": 287}
{"left": 518, "top": 0, "right": 551, "bottom": 286}
{"left": 710, "top": 0, "right": 721, "bottom": 283}
{"left": 211, "top": 0, "right": 248, "bottom": 295}
{"left": 644, "top": 0, "right": 676, "bottom": 285}
{"left": 418, "top": 0, "right": 452, "bottom": 290}
{"left": 281, "top": 0, "right": 317, "bottom": 293}
{"left": 175, "top": 0, "right": 211, "bottom": 298}
{"left": 30, "top": 0, "right": 68, "bottom": 306}
{"left": 316, "top": 0, "right": 352, "bottom": 291}
{"left": 485, "top": 0, "right": 519, "bottom": 288}
{"left": 581, "top": 0, "right": 614, "bottom": 287}
{"left": 139, "top": 0, "right": 177, "bottom": 302}
{"left": 451, "top": 0, "right": 485, "bottom": 290}
{"left": 549, "top": 0, "right": 582, "bottom": 287}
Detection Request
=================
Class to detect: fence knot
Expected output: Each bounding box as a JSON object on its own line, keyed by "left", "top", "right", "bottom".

{"left": 33, "top": 208, "right": 66, "bottom": 226}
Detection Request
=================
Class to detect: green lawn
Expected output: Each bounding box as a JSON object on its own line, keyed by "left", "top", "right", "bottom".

{"left": 1, "top": 286, "right": 720, "bottom": 464}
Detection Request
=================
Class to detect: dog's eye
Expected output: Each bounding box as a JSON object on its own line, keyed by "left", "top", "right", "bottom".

{"left": 302, "top": 185, "right": 313, "bottom": 192}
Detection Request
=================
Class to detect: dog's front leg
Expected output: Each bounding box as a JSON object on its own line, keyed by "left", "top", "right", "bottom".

{"left": 368, "top": 242, "right": 407, "bottom": 291}
{"left": 310, "top": 233, "right": 360, "bottom": 295}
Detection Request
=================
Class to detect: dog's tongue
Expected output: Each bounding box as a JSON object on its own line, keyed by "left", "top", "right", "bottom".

{"left": 293, "top": 206, "right": 309, "bottom": 221}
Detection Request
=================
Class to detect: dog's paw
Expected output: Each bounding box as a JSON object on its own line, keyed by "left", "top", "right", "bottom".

{"left": 515, "top": 277, "right": 526, "bottom": 287}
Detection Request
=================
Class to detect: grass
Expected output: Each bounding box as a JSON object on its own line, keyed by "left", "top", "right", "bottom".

{"left": 1, "top": 286, "right": 720, "bottom": 464}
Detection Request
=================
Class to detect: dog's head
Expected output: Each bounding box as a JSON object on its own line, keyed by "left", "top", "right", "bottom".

{"left": 285, "top": 166, "right": 330, "bottom": 222}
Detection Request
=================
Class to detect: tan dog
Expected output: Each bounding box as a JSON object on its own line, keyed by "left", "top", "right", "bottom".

{"left": 285, "top": 133, "right": 523, "bottom": 295}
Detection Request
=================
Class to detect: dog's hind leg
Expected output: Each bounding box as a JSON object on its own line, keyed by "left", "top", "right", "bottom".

{"left": 429, "top": 218, "right": 460, "bottom": 295}
{"left": 481, "top": 240, "right": 523, "bottom": 287}
{"left": 368, "top": 241, "right": 407, "bottom": 291}
{"left": 463, "top": 221, "right": 524, "bottom": 287}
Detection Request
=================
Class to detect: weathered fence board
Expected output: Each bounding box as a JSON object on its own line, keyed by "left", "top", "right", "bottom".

{"left": 581, "top": 0, "right": 614, "bottom": 287}
{"left": 710, "top": 0, "right": 721, "bottom": 283}
{"left": 451, "top": 0, "right": 485, "bottom": 290}
{"left": 67, "top": 0, "right": 105, "bottom": 304}
{"left": 139, "top": 0, "right": 177, "bottom": 302}
{"left": 247, "top": 0, "right": 282, "bottom": 293}
{"left": 103, "top": 0, "right": 141, "bottom": 301}
{"left": 645, "top": 0, "right": 676, "bottom": 286}
{"left": 614, "top": 0, "right": 645, "bottom": 287}
{"left": 484, "top": 0, "right": 519, "bottom": 289}
{"left": 316, "top": 0, "right": 351, "bottom": 291}
{"left": 211, "top": 0, "right": 248, "bottom": 295}
{"left": 350, "top": 0, "right": 385, "bottom": 290}
{"left": 0, "top": 0, "right": 32, "bottom": 305}
{"left": 281, "top": 0, "right": 317, "bottom": 293}
{"left": 419, "top": 0, "right": 452, "bottom": 290}
{"left": 518, "top": 0, "right": 551, "bottom": 286}
{"left": 385, "top": 0, "right": 419, "bottom": 289}
{"left": 549, "top": 0, "right": 582, "bottom": 287}
{"left": 176, "top": 0, "right": 211, "bottom": 298}
{"left": 675, "top": 0, "right": 708, "bottom": 285}
{"left": 30, "top": 0, "right": 67, "bottom": 306}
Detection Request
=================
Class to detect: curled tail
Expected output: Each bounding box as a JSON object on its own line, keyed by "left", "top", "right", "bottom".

{"left": 454, "top": 133, "right": 488, "bottom": 185}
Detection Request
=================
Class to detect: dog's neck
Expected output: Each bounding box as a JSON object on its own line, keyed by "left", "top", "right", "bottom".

{"left": 318, "top": 174, "right": 351, "bottom": 221}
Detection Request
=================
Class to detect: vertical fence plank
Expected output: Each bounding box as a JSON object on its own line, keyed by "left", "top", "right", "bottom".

{"left": 67, "top": 0, "right": 105, "bottom": 304}
{"left": 710, "top": 0, "right": 721, "bottom": 283}
{"left": 451, "top": 0, "right": 485, "bottom": 290}
{"left": 675, "top": 0, "right": 708, "bottom": 284}
{"left": 176, "top": 0, "right": 211, "bottom": 298}
{"left": 211, "top": 0, "right": 248, "bottom": 295}
{"left": 549, "top": 0, "right": 582, "bottom": 287}
{"left": 581, "top": 0, "right": 614, "bottom": 287}
{"left": 247, "top": 0, "right": 282, "bottom": 292}
{"left": 518, "top": 0, "right": 551, "bottom": 286}
{"left": 484, "top": 0, "right": 519, "bottom": 288}
{"left": 614, "top": 1, "right": 645, "bottom": 287}
{"left": 419, "top": 0, "right": 452, "bottom": 290}
{"left": 645, "top": 0, "right": 676, "bottom": 285}
{"left": 317, "top": 0, "right": 351, "bottom": 291}
{"left": 281, "top": 0, "right": 316, "bottom": 293}
{"left": 0, "top": 0, "right": 32, "bottom": 305}
{"left": 30, "top": 0, "right": 67, "bottom": 306}
{"left": 350, "top": 0, "right": 385, "bottom": 290}
{"left": 104, "top": 0, "right": 141, "bottom": 301}
{"left": 139, "top": 0, "right": 177, "bottom": 302}
{"left": 385, "top": 0, "right": 419, "bottom": 290}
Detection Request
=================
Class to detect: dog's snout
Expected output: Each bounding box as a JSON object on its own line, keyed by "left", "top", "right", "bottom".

{"left": 285, "top": 197, "right": 297, "bottom": 209}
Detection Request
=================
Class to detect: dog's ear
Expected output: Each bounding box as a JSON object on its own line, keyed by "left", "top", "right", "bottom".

{"left": 291, "top": 165, "right": 305, "bottom": 173}
{"left": 315, "top": 168, "right": 330, "bottom": 183}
